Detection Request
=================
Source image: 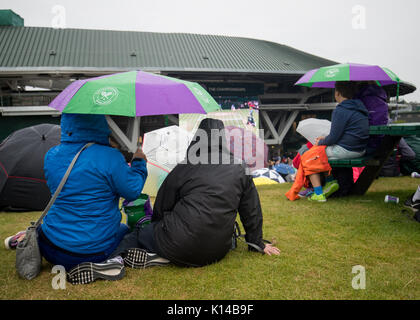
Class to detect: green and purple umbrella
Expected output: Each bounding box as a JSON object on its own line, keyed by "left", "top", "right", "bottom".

{"left": 295, "top": 63, "right": 400, "bottom": 88}
{"left": 49, "top": 71, "right": 221, "bottom": 116}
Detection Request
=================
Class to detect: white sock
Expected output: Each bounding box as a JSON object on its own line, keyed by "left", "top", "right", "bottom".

{"left": 412, "top": 186, "right": 420, "bottom": 202}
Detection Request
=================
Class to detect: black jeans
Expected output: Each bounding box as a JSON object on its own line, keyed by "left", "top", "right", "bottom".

{"left": 110, "top": 222, "right": 162, "bottom": 258}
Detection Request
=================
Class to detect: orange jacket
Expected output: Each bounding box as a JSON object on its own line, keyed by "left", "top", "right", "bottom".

{"left": 285, "top": 145, "right": 331, "bottom": 201}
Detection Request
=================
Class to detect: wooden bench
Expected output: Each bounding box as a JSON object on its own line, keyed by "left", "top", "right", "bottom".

{"left": 327, "top": 123, "right": 420, "bottom": 195}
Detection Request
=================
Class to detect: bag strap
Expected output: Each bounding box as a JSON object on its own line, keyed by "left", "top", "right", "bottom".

{"left": 33, "top": 142, "right": 94, "bottom": 228}
{"left": 233, "top": 221, "right": 271, "bottom": 254}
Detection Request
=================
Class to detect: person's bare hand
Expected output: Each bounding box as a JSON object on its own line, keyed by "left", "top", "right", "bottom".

{"left": 263, "top": 243, "right": 281, "bottom": 256}
{"left": 132, "top": 147, "right": 147, "bottom": 162}
{"left": 314, "top": 136, "right": 325, "bottom": 146}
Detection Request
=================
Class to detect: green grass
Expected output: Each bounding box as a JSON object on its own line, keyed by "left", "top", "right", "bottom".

{"left": 1, "top": 177, "right": 419, "bottom": 300}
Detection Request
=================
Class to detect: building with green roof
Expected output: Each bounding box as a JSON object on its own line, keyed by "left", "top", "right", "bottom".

{"left": 0, "top": 10, "right": 416, "bottom": 152}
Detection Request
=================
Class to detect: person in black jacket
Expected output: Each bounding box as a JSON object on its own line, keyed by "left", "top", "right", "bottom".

{"left": 111, "top": 118, "right": 280, "bottom": 269}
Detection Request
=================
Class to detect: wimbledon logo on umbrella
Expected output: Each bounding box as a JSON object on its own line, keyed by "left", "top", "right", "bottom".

{"left": 324, "top": 68, "right": 340, "bottom": 78}
{"left": 93, "top": 87, "right": 119, "bottom": 106}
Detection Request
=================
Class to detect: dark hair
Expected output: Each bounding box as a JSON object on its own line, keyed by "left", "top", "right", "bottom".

{"left": 335, "top": 81, "right": 359, "bottom": 99}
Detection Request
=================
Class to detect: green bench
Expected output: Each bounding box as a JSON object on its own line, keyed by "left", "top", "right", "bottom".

{"left": 369, "top": 123, "right": 420, "bottom": 136}
{"left": 328, "top": 156, "right": 379, "bottom": 168}
{"left": 326, "top": 122, "right": 420, "bottom": 195}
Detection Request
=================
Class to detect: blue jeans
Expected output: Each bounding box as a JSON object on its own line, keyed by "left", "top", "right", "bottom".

{"left": 326, "top": 145, "right": 365, "bottom": 160}
{"left": 37, "top": 224, "right": 129, "bottom": 271}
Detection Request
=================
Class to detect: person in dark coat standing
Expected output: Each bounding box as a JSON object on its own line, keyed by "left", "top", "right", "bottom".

{"left": 111, "top": 118, "right": 280, "bottom": 268}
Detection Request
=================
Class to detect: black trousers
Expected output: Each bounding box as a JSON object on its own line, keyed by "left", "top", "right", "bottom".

{"left": 110, "top": 222, "right": 160, "bottom": 258}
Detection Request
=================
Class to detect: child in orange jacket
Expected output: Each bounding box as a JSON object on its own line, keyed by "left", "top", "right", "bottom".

{"left": 285, "top": 145, "right": 331, "bottom": 201}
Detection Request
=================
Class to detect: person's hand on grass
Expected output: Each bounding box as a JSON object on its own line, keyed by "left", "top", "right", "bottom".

{"left": 264, "top": 243, "right": 280, "bottom": 256}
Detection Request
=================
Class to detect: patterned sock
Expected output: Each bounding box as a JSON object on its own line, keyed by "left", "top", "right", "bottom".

{"left": 314, "top": 186, "right": 323, "bottom": 195}
{"left": 413, "top": 186, "right": 420, "bottom": 202}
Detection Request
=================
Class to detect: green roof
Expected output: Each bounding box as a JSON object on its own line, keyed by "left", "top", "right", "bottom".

{"left": 0, "top": 26, "right": 336, "bottom": 74}
{"left": 0, "top": 10, "right": 24, "bottom": 27}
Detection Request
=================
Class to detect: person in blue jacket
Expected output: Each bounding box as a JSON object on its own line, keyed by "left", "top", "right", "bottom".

{"left": 316, "top": 82, "right": 369, "bottom": 158}
{"left": 38, "top": 113, "right": 148, "bottom": 282}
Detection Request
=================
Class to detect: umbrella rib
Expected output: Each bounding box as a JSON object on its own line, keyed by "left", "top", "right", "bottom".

{"left": 29, "top": 127, "right": 42, "bottom": 138}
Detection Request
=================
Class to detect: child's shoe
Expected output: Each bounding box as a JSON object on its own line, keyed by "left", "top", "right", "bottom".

{"left": 298, "top": 187, "right": 314, "bottom": 198}
{"left": 324, "top": 180, "right": 339, "bottom": 198}
{"left": 308, "top": 193, "right": 327, "bottom": 202}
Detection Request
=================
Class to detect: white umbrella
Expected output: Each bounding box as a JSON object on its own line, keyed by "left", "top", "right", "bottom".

{"left": 142, "top": 126, "right": 193, "bottom": 196}
{"left": 296, "top": 118, "right": 331, "bottom": 145}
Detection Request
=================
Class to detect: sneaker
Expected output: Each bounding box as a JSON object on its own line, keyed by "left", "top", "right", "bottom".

{"left": 4, "top": 231, "right": 26, "bottom": 250}
{"left": 411, "top": 172, "right": 420, "bottom": 178}
{"left": 324, "top": 181, "right": 340, "bottom": 198}
{"left": 123, "top": 248, "right": 171, "bottom": 269}
{"left": 67, "top": 256, "right": 125, "bottom": 285}
{"left": 308, "top": 193, "right": 327, "bottom": 202}
{"left": 298, "top": 188, "right": 314, "bottom": 198}
{"left": 404, "top": 193, "right": 420, "bottom": 213}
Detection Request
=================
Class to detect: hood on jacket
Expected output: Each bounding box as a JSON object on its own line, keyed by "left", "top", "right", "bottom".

{"left": 186, "top": 118, "right": 232, "bottom": 163}
{"left": 60, "top": 113, "right": 111, "bottom": 145}
{"left": 357, "top": 85, "right": 388, "bottom": 102}
{"left": 339, "top": 99, "right": 369, "bottom": 117}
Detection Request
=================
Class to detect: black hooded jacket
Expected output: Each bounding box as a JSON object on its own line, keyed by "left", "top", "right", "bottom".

{"left": 151, "top": 119, "right": 265, "bottom": 267}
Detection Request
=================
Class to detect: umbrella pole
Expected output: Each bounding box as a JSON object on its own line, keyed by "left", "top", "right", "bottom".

{"left": 127, "top": 116, "right": 141, "bottom": 148}
{"left": 394, "top": 81, "right": 400, "bottom": 122}
{"left": 106, "top": 115, "right": 139, "bottom": 153}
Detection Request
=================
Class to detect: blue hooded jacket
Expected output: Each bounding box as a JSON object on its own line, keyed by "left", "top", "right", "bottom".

{"left": 319, "top": 99, "right": 369, "bottom": 152}
{"left": 42, "top": 114, "right": 147, "bottom": 254}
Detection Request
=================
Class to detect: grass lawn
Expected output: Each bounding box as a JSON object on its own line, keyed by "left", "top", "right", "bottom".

{"left": 0, "top": 176, "right": 419, "bottom": 300}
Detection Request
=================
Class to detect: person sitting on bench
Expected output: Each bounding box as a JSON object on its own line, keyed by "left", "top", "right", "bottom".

{"left": 355, "top": 81, "right": 389, "bottom": 155}
{"left": 309, "top": 81, "right": 369, "bottom": 202}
